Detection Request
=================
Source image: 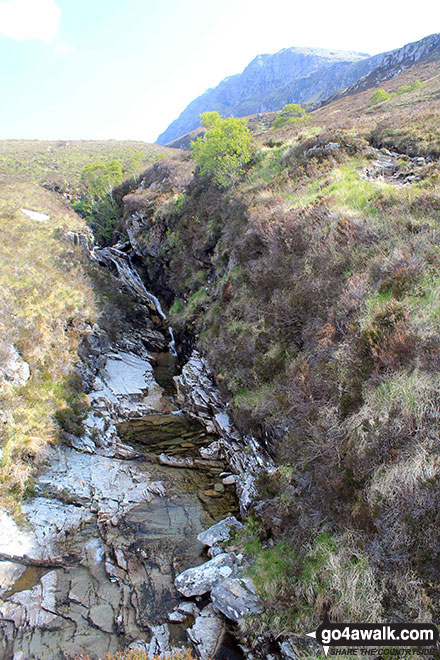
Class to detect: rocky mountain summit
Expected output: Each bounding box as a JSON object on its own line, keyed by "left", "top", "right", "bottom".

{"left": 157, "top": 33, "right": 440, "bottom": 146}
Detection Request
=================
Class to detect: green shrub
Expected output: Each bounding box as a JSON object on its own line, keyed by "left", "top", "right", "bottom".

{"left": 396, "top": 79, "right": 426, "bottom": 95}
{"left": 369, "top": 89, "right": 392, "bottom": 106}
{"left": 74, "top": 160, "right": 124, "bottom": 244}
{"left": 191, "top": 111, "right": 253, "bottom": 187}
{"left": 273, "top": 103, "right": 309, "bottom": 128}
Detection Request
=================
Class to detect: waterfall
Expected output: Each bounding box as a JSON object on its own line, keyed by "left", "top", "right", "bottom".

{"left": 93, "top": 244, "right": 176, "bottom": 354}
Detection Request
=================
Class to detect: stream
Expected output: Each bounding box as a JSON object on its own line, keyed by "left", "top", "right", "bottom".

{"left": 0, "top": 249, "right": 243, "bottom": 660}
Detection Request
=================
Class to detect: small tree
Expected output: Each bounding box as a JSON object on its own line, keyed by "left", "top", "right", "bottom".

{"left": 273, "top": 103, "right": 309, "bottom": 128}
{"left": 74, "top": 160, "right": 123, "bottom": 244}
{"left": 191, "top": 111, "right": 253, "bottom": 187}
{"left": 80, "top": 159, "right": 123, "bottom": 200}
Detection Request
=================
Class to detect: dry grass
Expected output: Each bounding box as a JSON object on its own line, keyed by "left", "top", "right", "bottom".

{"left": 0, "top": 182, "right": 97, "bottom": 508}
{"left": 75, "top": 651, "right": 196, "bottom": 660}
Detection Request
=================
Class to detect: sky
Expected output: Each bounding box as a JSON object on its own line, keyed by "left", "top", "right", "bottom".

{"left": 0, "top": 0, "right": 438, "bottom": 143}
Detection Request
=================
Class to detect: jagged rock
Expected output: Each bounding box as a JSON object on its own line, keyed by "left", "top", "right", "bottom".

{"left": 175, "top": 553, "right": 240, "bottom": 597}
{"left": 142, "top": 328, "right": 168, "bottom": 351}
{"left": 148, "top": 624, "right": 170, "bottom": 658}
{"left": 211, "top": 577, "right": 262, "bottom": 623}
{"left": 279, "top": 639, "right": 300, "bottom": 659}
{"left": 187, "top": 604, "right": 225, "bottom": 660}
{"left": 168, "top": 600, "right": 199, "bottom": 623}
{"left": 0, "top": 344, "right": 30, "bottom": 390}
{"left": 174, "top": 351, "right": 275, "bottom": 513}
{"left": 197, "top": 516, "right": 242, "bottom": 548}
{"left": 157, "top": 47, "right": 382, "bottom": 145}
{"left": 199, "top": 440, "right": 223, "bottom": 460}
{"left": 157, "top": 453, "right": 223, "bottom": 470}
{"left": 0, "top": 571, "right": 60, "bottom": 629}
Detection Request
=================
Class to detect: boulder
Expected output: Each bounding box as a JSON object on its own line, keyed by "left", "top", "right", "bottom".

{"left": 168, "top": 601, "right": 199, "bottom": 623}
{"left": 187, "top": 604, "right": 225, "bottom": 660}
{"left": 211, "top": 577, "right": 262, "bottom": 623}
{"left": 197, "top": 516, "right": 242, "bottom": 548}
{"left": 174, "top": 553, "right": 239, "bottom": 597}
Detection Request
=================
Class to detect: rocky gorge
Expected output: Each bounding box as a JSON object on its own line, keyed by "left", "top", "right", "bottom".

{"left": 0, "top": 232, "right": 275, "bottom": 660}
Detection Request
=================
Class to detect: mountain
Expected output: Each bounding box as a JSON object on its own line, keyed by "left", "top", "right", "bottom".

{"left": 156, "top": 33, "right": 440, "bottom": 146}
{"left": 156, "top": 47, "right": 377, "bottom": 145}
{"left": 318, "top": 32, "right": 440, "bottom": 107}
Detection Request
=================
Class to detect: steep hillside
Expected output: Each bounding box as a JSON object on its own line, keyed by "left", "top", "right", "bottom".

{"left": 319, "top": 31, "right": 440, "bottom": 107}
{"left": 118, "top": 58, "right": 440, "bottom": 647}
{"left": 0, "top": 140, "right": 173, "bottom": 507}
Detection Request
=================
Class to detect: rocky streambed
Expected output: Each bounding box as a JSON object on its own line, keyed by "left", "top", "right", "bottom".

{"left": 0, "top": 250, "right": 273, "bottom": 660}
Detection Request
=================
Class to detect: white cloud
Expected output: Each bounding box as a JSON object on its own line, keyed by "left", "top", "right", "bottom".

{"left": 0, "top": 0, "right": 60, "bottom": 42}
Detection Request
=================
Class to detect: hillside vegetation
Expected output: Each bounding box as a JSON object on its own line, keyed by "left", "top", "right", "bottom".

{"left": 0, "top": 183, "right": 97, "bottom": 508}
{"left": 118, "top": 63, "right": 440, "bottom": 636}
{"left": 0, "top": 140, "right": 171, "bottom": 197}
{"left": 0, "top": 140, "right": 172, "bottom": 508}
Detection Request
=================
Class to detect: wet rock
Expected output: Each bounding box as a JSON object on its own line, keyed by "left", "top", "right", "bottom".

{"left": 222, "top": 475, "right": 238, "bottom": 486}
{"left": 175, "top": 351, "right": 275, "bottom": 513}
{"left": 175, "top": 553, "right": 239, "bottom": 597}
{"left": 187, "top": 604, "right": 225, "bottom": 660}
{"left": 203, "top": 489, "right": 222, "bottom": 498}
{"left": 197, "top": 517, "right": 242, "bottom": 548}
{"left": 0, "top": 571, "right": 60, "bottom": 629}
{"left": 199, "top": 440, "right": 223, "bottom": 460}
{"left": 158, "top": 453, "right": 223, "bottom": 470}
{"left": 142, "top": 328, "right": 168, "bottom": 351}
{"left": 211, "top": 577, "right": 262, "bottom": 623}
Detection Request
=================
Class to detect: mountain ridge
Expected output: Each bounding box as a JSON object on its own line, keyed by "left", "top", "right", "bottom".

{"left": 156, "top": 33, "right": 440, "bottom": 146}
{"left": 156, "top": 46, "right": 374, "bottom": 145}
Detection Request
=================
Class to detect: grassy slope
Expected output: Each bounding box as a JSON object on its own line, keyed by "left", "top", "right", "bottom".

{"left": 0, "top": 139, "right": 172, "bottom": 509}
{"left": 0, "top": 182, "right": 97, "bottom": 508}
{"left": 125, "top": 61, "right": 440, "bottom": 638}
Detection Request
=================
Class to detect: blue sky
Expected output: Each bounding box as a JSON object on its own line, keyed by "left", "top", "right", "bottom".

{"left": 0, "top": 0, "right": 438, "bottom": 143}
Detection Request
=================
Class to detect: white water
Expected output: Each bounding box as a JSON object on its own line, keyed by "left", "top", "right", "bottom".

{"left": 95, "top": 246, "right": 176, "bottom": 354}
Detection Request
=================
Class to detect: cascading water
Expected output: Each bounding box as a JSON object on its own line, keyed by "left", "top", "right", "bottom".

{"left": 93, "top": 243, "right": 177, "bottom": 355}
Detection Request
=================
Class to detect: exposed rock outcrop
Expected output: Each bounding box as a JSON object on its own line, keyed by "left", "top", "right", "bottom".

{"left": 211, "top": 577, "right": 262, "bottom": 623}
{"left": 174, "top": 350, "right": 275, "bottom": 513}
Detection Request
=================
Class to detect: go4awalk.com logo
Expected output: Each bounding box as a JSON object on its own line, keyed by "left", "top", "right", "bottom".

{"left": 307, "top": 615, "right": 439, "bottom": 656}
